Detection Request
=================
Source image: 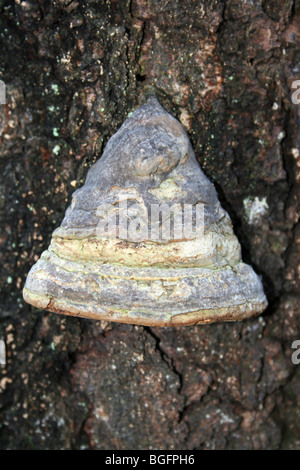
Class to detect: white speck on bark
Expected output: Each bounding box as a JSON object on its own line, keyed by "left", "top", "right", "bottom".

{"left": 243, "top": 196, "right": 269, "bottom": 225}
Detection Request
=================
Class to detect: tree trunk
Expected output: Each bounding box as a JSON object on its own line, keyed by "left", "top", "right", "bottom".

{"left": 0, "top": 0, "right": 299, "bottom": 450}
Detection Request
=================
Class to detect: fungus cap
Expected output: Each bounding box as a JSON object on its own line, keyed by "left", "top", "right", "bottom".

{"left": 23, "top": 97, "right": 267, "bottom": 326}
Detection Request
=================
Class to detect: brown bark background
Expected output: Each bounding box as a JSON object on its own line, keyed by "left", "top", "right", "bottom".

{"left": 0, "top": 0, "right": 300, "bottom": 450}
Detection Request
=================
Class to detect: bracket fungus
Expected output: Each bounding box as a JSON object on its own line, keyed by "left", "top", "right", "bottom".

{"left": 23, "top": 97, "right": 267, "bottom": 326}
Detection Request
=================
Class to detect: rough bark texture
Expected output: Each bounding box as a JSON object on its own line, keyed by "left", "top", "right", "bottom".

{"left": 0, "top": 0, "right": 299, "bottom": 450}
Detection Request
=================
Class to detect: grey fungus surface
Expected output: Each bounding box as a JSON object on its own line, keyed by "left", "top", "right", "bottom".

{"left": 23, "top": 97, "right": 267, "bottom": 326}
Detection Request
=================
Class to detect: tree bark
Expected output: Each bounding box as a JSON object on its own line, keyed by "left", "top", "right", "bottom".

{"left": 0, "top": 0, "right": 299, "bottom": 449}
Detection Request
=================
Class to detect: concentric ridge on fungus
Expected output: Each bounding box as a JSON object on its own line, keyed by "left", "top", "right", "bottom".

{"left": 23, "top": 97, "right": 267, "bottom": 326}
